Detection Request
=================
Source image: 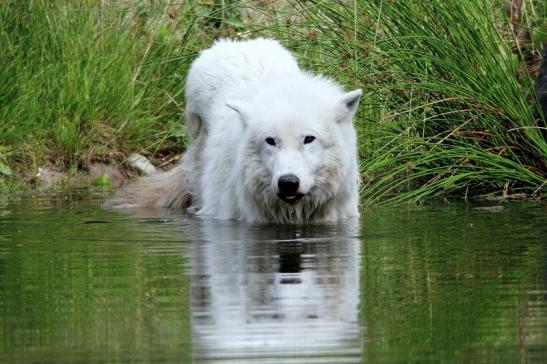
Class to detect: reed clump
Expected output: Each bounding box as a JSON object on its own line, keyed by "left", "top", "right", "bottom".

{"left": 293, "top": 0, "right": 546, "bottom": 204}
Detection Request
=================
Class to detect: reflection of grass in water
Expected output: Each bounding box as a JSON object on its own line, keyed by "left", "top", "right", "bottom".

{"left": 360, "top": 204, "right": 547, "bottom": 362}
{"left": 0, "top": 0, "right": 545, "bottom": 203}
{"left": 0, "top": 198, "right": 191, "bottom": 362}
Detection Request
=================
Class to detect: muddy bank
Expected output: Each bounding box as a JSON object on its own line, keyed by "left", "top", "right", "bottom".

{"left": 3, "top": 153, "right": 181, "bottom": 192}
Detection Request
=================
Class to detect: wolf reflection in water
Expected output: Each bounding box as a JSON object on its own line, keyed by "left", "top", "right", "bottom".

{"left": 185, "top": 219, "right": 362, "bottom": 363}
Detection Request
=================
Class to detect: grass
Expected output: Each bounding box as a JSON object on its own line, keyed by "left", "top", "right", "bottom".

{"left": 0, "top": 1, "right": 202, "bottom": 169}
{"left": 0, "top": 0, "right": 545, "bottom": 205}
{"left": 292, "top": 0, "right": 546, "bottom": 205}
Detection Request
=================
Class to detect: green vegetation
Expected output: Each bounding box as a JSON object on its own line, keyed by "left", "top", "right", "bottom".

{"left": 294, "top": 0, "right": 546, "bottom": 205}
{"left": 0, "top": 0, "right": 198, "bottom": 168}
{"left": 0, "top": 0, "right": 545, "bottom": 205}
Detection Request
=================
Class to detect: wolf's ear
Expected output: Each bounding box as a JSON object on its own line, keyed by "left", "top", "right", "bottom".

{"left": 226, "top": 100, "right": 249, "bottom": 128}
{"left": 337, "top": 89, "right": 362, "bottom": 123}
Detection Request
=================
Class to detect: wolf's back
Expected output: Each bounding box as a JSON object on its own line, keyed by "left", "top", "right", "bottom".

{"left": 184, "top": 38, "right": 300, "bottom": 130}
{"left": 106, "top": 39, "right": 300, "bottom": 211}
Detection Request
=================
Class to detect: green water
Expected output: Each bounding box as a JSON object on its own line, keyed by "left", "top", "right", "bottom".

{"left": 0, "top": 193, "right": 546, "bottom": 363}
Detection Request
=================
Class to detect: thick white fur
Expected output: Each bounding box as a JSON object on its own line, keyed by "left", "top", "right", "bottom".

{"left": 108, "top": 38, "right": 362, "bottom": 223}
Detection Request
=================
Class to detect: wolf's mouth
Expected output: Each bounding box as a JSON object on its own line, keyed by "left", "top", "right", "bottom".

{"left": 278, "top": 193, "right": 304, "bottom": 204}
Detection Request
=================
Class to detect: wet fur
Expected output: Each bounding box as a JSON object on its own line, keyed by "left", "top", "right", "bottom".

{"left": 108, "top": 38, "right": 361, "bottom": 223}
{"left": 105, "top": 157, "right": 192, "bottom": 209}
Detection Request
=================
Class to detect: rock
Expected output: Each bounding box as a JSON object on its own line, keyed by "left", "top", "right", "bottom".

{"left": 127, "top": 153, "right": 157, "bottom": 176}
{"left": 35, "top": 168, "right": 67, "bottom": 187}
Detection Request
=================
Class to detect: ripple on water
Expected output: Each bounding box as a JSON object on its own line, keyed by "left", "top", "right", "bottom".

{"left": 0, "top": 195, "right": 546, "bottom": 363}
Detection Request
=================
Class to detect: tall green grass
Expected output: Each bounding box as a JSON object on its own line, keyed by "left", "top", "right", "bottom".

{"left": 0, "top": 0, "right": 209, "bottom": 169}
{"left": 293, "top": 0, "right": 546, "bottom": 204}
{"left": 0, "top": 0, "right": 545, "bottom": 204}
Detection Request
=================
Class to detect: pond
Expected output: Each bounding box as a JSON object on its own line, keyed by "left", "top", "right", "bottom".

{"left": 0, "top": 192, "right": 546, "bottom": 363}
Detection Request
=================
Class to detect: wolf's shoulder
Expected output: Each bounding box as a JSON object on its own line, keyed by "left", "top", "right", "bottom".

{"left": 189, "top": 38, "right": 299, "bottom": 78}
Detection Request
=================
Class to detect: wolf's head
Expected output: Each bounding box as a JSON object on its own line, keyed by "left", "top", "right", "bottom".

{"left": 227, "top": 74, "right": 361, "bottom": 222}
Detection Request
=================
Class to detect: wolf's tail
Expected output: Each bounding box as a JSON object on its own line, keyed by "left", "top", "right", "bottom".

{"left": 105, "top": 161, "right": 191, "bottom": 210}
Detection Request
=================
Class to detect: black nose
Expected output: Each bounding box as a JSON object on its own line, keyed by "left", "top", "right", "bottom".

{"left": 278, "top": 174, "right": 300, "bottom": 196}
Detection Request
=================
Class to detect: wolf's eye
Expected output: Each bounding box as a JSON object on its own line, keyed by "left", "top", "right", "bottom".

{"left": 265, "top": 137, "right": 276, "bottom": 146}
{"left": 304, "top": 135, "right": 316, "bottom": 144}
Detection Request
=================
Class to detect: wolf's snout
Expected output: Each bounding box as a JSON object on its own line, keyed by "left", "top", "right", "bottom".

{"left": 278, "top": 174, "right": 299, "bottom": 194}
{"left": 278, "top": 174, "right": 302, "bottom": 203}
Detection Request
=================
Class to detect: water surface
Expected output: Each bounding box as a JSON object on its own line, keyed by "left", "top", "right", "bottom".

{"left": 0, "top": 192, "right": 546, "bottom": 363}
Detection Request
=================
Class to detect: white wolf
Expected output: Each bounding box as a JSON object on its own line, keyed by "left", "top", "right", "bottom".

{"left": 108, "top": 38, "right": 362, "bottom": 223}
